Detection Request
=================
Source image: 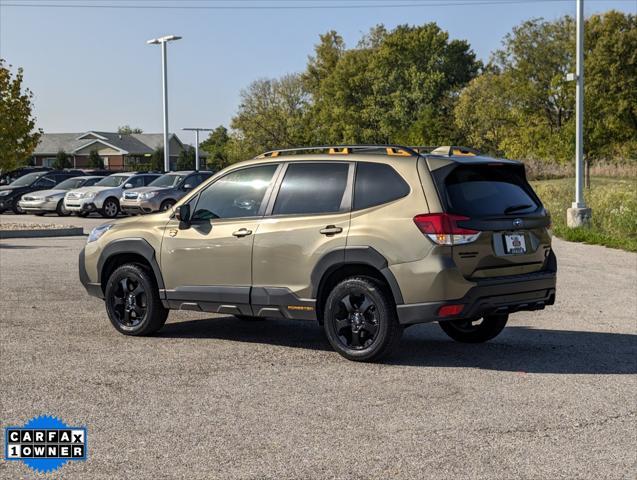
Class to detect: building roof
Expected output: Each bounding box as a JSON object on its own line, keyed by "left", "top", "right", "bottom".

{"left": 33, "top": 131, "right": 183, "bottom": 155}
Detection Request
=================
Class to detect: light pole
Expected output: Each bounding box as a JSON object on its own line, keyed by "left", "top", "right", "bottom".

{"left": 183, "top": 128, "right": 213, "bottom": 171}
{"left": 567, "top": 0, "right": 591, "bottom": 227}
{"left": 146, "top": 34, "right": 182, "bottom": 172}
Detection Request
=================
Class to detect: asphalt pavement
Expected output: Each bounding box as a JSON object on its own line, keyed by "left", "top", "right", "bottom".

{"left": 0, "top": 219, "right": 635, "bottom": 479}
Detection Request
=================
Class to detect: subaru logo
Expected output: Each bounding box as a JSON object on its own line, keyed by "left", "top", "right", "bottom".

{"left": 513, "top": 218, "right": 523, "bottom": 228}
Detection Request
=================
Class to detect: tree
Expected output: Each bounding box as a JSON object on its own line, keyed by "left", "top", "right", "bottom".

{"left": 117, "top": 125, "right": 143, "bottom": 134}
{"left": 200, "top": 125, "right": 230, "bottom": 171}
{"left": 176, "top": 146, "right": 195, "bottom": 170}
{"left": 231, "top": 74, "right": 312, "bottom": 155}
{"left": 0, "top": 59, "right": 42, "bottom": 171}
{"left": 151, "top": 147, "right": 164, "bottom": 171}
{"left": 88, "top": 149, "right": 104, "bottom": 169}
{"left": 52, "top": 150, "right": 72, "bottom": 169}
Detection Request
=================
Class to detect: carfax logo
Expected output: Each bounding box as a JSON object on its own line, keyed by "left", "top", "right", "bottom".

{"left": 4, "top": 415, "right": 87, "bottom": 474}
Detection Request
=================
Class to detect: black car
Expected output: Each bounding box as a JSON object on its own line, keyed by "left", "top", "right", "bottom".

{"left": 0, "top": 170, "right": 85, "bottom": 214}
{"left": 0, "top": 166, "right": 52, "bottom": 186}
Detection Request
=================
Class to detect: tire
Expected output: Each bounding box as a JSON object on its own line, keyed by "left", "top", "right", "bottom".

{"left": 235, "top": 314, "right": 264, "bottom": 321}
{"left": 159, "top": 199, "right": 176, "bottom": 212}
{"left": 100, "top": 197, "right": 119, "bottom": 218}
{"left": 11, "top": 201, "right": 24, "bottom": 214}
{"left": 56, "top": 199, "right": 70, "bottom": 216}
{"left": 323, "top": 276, "right": 402, "bottom": 362}
{"left": 104, "top": 263, "right": 168, "bottom": 336}
{"left": 438, "top": 314, "right": 509, "bottom": 343}
{"left": 77, "top": 211, "right": 90, "bottom": 217}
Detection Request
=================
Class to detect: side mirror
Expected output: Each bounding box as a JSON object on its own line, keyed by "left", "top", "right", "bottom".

{"left": 176, "top": 204, "right": 191, "bottom": 225}
{"left": 123, "top": 183, "right": 133, "bottom": 189}
{"left": 183, "top": 183, "right": 193, "bottom": 191}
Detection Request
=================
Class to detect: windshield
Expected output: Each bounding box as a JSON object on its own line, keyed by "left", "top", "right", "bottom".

{"left": 95, "top": 175, "right": 129, "bottom": 187}
{"left": 54, "top": 178, "right": 86, "bottom": 190}
{"left": 10, "top": 172, "right": 44, "bottom": 187}
{"left": 148, "top": 174, "right": 185, "bottom": 188}
{"left": 442, "top": 164, "right": 540, "bottom": 216}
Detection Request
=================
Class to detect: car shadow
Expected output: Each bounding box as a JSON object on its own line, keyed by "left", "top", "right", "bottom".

{"left": 158, "top": 316, "right": 636, "bottom": 374}
{"left": 0, "top": 243, "right": 45, "bottom": 249}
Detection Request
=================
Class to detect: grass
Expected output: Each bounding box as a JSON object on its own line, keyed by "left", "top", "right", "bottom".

{"left": 531, "top": 176, "right": 637, "bottom": 252}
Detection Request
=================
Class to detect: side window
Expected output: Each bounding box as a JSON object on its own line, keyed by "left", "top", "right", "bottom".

{"left": 272, "top": 163, "right": 349, "bottom": 216}
{"left": 34, "top": 176, "right": 55, "bottom": 188}
{"left": 143, "top": 175, "right": 158, "bottom": 186}
{"left": 127, "top": 176, "right": 145, "bottom": 188}
{"left": 185, "top": 174, "right": 204, "bottom": 188}
{"left": 353, "top": 162, "right": 410, "bottom": 210}
{"left": 192, "top": 164, "right": 278, "bottom": 221}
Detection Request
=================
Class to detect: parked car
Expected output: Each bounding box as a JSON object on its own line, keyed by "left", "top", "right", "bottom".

{"left": 64, "top": 172, "right": 161, "bottom": 218}
{"left": 18, "top": 176, "right": 105, "bottom": 216}
{"left": 79, "top": 145, "right": 556, "bottom": 362}
{"left": 0, "top": 166, "right": 52, "bottom": 186}
{"left": 120, "top": 170, "right": 213, "bottom": 214}
{"left": 0, "top": 170, "right": 83, "bottom": 214}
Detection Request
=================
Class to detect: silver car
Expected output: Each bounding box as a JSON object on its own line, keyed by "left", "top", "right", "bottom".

{"left": 64, "top": 172, "right": 160, "bottom": 218}
{"left": 18, "top": 176, "right": 104, "bottom": 216}
{"left": 120, "top": 171, "right": 213, "bottom": 214}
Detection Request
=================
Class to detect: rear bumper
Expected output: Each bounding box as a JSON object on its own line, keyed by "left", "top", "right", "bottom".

{"left": 396, "top": 269, "right": 556, "bottom": 325}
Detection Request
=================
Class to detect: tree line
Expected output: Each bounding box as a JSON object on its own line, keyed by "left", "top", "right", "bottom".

{"left": 204, "top": 11, "right": 636, "bottom": 167}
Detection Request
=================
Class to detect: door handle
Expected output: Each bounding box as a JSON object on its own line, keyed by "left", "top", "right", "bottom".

{"left": 232, "top": 228, "right": 253, "bottom": 238}
{"left": 319, "top": 225, "right": 343, "bottom": 236}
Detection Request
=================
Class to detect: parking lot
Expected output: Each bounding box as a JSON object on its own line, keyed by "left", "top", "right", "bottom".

{"left": 1, "top": 213, "right": 635, "bottom": 479}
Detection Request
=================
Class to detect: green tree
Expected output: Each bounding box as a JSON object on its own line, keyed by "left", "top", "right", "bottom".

{"left": 52, "top": 150, "right": 72, "bottom": 169}
{"left": 151, "top": 147, "right": 164, "bottom": 171}
{"left": 88, "top": 149, "right": 104, "bottom": 168}
{"left": 200, "top": 125, "right": 230, "bottom": 171}
{"left": 176, "top": 146, "right": 195, "bottom": 170}
{"left": 231, "top": 74, "right": 312, "bottom": 154}
{"left": 117, "top": 125, "right": 143, "bottom": 134}
{"left": 0, "top": 59, "right": 42, "bottom": 171}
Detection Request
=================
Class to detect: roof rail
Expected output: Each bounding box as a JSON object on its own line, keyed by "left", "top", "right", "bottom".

{"left": 429, "top": 145, "right": 479, "bottom": 157}
{"left": 254, "top": 145, "right": 419, "bottom": 159}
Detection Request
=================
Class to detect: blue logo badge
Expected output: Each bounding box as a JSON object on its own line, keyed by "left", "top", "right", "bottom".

{"left": 4, "top": 415, "right": 87, "bottom": 474}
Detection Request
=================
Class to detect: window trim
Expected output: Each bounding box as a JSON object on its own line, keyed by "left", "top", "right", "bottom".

{"left": 264, "top": 161, "right": 355, "bottom": 218}
{"left": 188, "top": 162, "right": 283, "bottom": 222}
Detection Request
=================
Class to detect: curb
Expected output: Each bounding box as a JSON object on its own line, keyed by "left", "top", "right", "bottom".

{"left": 0, "top": 228, "right": 85, "bottom": 239}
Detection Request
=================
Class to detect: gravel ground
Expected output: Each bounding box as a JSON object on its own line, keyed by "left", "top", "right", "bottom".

{"left": 0, "top": 234, "right": 635, "bottom": 479}
{"left": 0, "top": 222, "right": 81, "bottom": 231}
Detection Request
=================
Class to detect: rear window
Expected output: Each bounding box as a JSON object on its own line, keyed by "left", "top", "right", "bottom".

{"left": 441, "top": 164, "right": 539, "bottom": 216}
{"left": 354, "top": 162, "right": 409, "bottom": 210}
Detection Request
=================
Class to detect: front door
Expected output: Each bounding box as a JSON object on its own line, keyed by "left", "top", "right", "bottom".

{"left": 160, "top": 163, "right": 281, "bottom": 314}
{"left": 251, "top": 161, "right": 353, "bottom": 319}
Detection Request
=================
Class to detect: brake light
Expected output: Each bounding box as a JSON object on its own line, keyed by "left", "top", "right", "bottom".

{"left": 413, "top": 213, "right": 481, "bottom": 246}
{"left": 438, "top": 304, "right": 464, "bottom": 317}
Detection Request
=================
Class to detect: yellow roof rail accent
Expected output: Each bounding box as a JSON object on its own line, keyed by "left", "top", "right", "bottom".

{"left": 329, "top": 147, "right": 350, "bottom": 155}
{"left": 386, "top": 147, "right": 411, "bottom": 157}
{"left": 270, "top": 151, "right": 280, "bottom": 157}
{"left": 452, "top": 148, "right": 476, "bottom": 157}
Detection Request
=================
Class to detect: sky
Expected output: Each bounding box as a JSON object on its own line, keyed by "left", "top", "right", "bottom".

{"left": 0, "top": 0, "right": 635, "bottom": 142}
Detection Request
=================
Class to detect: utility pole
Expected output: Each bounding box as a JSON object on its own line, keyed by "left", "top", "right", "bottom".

{"left": 147, "top": 35, "right": 182, "bottom": 172}
{"left": 567, "top": 0, "right": 591, "bottom": 227}
{"left": 183, "top": 128, "right": 213, "bottom": 171}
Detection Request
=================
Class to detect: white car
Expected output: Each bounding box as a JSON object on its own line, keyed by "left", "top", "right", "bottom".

{"left": 64, "top": 172, "right": 160, "bottom": 218}
{"left": 19, "top": 176, "right": 104, "bottom": 216}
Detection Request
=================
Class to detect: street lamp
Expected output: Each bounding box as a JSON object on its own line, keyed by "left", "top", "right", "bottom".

{"left": 146, "top": 34, "right": 182, "bottom": 172}
{"left": 183, "top": 128, "right": 213, "bottom": 171}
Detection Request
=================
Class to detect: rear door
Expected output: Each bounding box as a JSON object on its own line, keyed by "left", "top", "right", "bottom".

{"left": 430, "top": 161, "right": 551, "bottom": 279}
{"left": 251, "top": 162, "right": 353, "bottom": 317}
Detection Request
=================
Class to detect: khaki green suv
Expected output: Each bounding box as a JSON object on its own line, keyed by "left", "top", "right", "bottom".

{"left": 79, "top": 145, "right": 556, "bottom": 361}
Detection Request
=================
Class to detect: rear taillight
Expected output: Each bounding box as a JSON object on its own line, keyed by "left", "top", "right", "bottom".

{"left": 413, "top": 213, "right": 481, "bottom": 246}
{"left": 438, "top": 304, "right": 464, "bottom": 317}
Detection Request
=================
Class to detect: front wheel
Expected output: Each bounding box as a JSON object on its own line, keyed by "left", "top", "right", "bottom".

{"left": 11, "top": 201, "right": 24, "bottom": 214}
{"left": 56, "top": 199, "right": 70, "bottom": 216}
{"left": 104, "top": 264, "right": 168, "bottom": 336}
{"left": 438, "top": 314, "right": 509, "bottom": 343}
{"left": 77, "top": 211, "right": 90, "bottom": 217}
{"left": 160, "top": 199, "right": 176, "bottom": 212}
{"left": 323, "top": 276, "right": 402, "bottom": 362}
{"left": 100, "top": 198, "right": 119, "bottom": 218}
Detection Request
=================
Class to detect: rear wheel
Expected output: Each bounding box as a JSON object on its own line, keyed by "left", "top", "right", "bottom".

{"left": 323, "top": 276, "right": 402, "bottom": 362}
{"left": 104, "top": 264, "right": 168, "bottom": 336}
{"left": 56, "top": 199, "right": 70, "bottom": 216}
{"left": 100, "top": 198, "right": 119, "bottom": 218}
{"left": 438, "top": 314, "right": 508, "bottom": 343}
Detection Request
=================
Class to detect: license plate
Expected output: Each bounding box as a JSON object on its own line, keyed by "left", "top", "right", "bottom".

{"left": 504, "top": 233, "right": 526, "bottom": 254}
